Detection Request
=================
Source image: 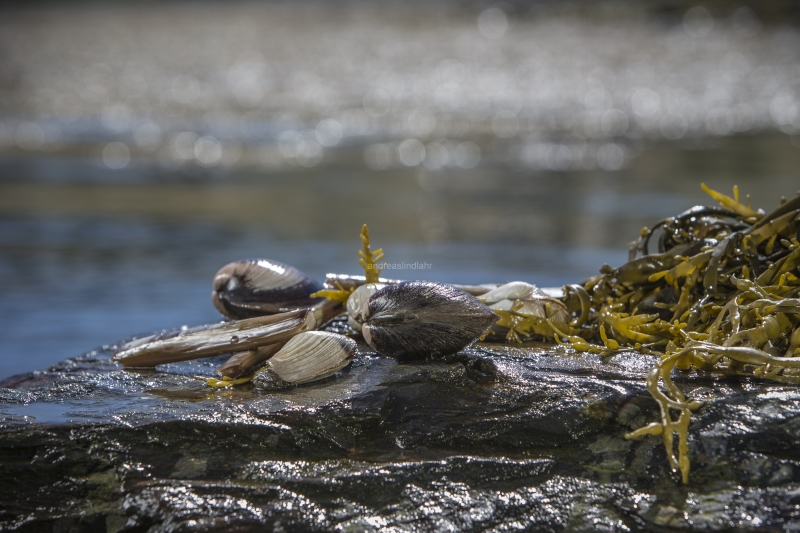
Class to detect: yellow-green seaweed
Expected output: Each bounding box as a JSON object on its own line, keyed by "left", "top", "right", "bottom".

{"left": 359, "top": 223, "right": 384, "bottom": 283}
{"left": 564, "top": 184, "right": 800, "bottom": 484}
{"left": 311, "top": 224, "right": 384, "bottom": 302}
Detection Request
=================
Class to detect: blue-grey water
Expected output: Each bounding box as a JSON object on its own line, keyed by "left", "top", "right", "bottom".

{"left": 0, "top": 210, "right": 623, "bottom": 378}
{"left": 1, "top": 2, "right": 800, "bottom": 378}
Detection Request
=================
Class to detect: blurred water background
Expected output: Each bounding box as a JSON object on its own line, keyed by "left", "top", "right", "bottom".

{"left": 2, "top": 0, "right": 800, "bottom": 378}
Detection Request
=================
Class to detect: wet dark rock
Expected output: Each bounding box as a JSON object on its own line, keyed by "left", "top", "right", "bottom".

{"left": 2, "top": 332, "right": 800, "bottom": 532}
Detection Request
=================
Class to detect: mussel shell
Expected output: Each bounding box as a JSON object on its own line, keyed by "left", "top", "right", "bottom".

{"left": 113, "top": 309, "right": 315, "bottom": 368}
{"left": 212, "top": 259, "right": 324, "bottom": 319}
{"left": 252, "top": 331, "right": 356, "bottom": 390}
{"left": 361, "top": 281, "right": 498, "bottom": 361}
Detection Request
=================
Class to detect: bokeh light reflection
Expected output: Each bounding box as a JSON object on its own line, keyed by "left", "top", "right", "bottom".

{"left": 0, "top": 3, "right": 799, "bottom": 174}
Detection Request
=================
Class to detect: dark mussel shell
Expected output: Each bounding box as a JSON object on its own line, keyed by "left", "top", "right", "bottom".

{"left": 212, "top": 259, "right": 324, "bottom": 319}
{"left": 361, "top": 281, "right": 498, "bottom": 361}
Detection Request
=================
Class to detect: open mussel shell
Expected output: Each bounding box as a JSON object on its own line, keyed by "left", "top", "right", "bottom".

{"left": 212, "top": 259, "right": 324, "bottom": 319}
{"left": 361, "top": 281, "right": 498, "bottom": 361}
{"left": 253, "top": 331, "right": 356, "bottom": 390}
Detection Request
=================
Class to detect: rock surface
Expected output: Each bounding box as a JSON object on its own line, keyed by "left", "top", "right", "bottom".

{"left": 2, "top": 320, "right": 800, "bottom": 532}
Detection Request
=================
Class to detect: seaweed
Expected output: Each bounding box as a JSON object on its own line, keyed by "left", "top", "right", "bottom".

{"left": 551, "top": 184, "right": 800, "bottom": 483}
{"left": 310, "top": 224, "right": 384, "bottom": 302}
{"left": 359, "top": 223, "right": 384, "bottom": 283}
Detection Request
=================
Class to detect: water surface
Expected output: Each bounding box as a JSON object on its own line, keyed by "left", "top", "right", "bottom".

{"left": 1, "top": 2, "right": 800, "bottom": 378}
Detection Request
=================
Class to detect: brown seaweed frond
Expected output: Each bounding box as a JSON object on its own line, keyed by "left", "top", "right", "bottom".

{"left": 566, "top": 184, "right": 800, "bottom": 484}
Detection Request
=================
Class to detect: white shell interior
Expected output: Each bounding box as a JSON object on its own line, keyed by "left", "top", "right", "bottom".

{"left": 346, "top": 283, "right": 386, "bottom": 330}
{"left": 478, "top": 281, "right": 536, "bottom": 304}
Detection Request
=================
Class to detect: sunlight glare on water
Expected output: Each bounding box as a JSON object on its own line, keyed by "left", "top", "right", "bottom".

{"left": 0, "top": 1, "right": 799, "bottom": 377}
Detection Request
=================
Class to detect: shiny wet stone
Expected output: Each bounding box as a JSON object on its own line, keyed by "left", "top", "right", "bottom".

{"left": 1, "top": 325, "right": 800, "bottom": 532}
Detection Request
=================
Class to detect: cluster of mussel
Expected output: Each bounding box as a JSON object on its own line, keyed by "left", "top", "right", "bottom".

{"left": 112, "top": 225, "right": 569, "bottom": 390}
{"left": 113, "top": 185, "right": 800, "bottom": 484}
